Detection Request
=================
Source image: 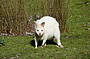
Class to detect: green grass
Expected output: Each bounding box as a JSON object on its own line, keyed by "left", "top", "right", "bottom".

{"left": 0, "top": 0, "right": 90, "bottom": 59}
{"left": 0, "top": 33, "right": 90, "bottom": 59}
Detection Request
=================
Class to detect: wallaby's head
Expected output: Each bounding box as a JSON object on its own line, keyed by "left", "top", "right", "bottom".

{"left": 35, "top": 22, "right": 45, "bottom": 36}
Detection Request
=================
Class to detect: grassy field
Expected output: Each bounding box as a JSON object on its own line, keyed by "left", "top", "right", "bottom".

{"left": 0, "top": 0, "right": 90, "bottom": 59}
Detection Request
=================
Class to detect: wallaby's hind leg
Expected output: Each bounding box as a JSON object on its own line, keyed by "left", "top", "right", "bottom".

{"left": 54, "top": 30, "right": 64, "bottom": 48}
{"left": 55, "top": 37, "right": 64, "bottom": 48}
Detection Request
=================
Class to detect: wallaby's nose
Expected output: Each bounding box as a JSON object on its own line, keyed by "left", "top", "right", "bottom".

{"left": 39, "top": 33, "right": 41, "bottom": 36}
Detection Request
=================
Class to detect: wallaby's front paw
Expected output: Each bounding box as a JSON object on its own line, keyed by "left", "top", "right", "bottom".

{"left": 41, "top": 45, "right": 45, "bottom": 48}
{"left": 40, "top": 46, "right": 43, "bottom": 48}
{"left": 35, "top": 47, "right": 37, "bottom": 49}
{"left": 44, "top": 44, "right": 47, "bottom": 46}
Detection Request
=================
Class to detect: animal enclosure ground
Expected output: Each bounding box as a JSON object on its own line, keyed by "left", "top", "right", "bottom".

{"left": 0, "top": 32, "right": 90, "bottom": 59}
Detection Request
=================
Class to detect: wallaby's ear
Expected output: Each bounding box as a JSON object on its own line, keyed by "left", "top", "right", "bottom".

{"left": 41, "top": 22, "right": 45, "bottom": 27}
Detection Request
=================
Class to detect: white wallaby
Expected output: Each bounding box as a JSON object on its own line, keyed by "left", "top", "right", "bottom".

{"left": 34, "top": 16, "right": 64, "bottom": 48}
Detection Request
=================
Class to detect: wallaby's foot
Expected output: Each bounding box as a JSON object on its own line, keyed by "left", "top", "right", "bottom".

{"left": 35, "top": 47, "right": 37, "bottom": 49}
{"left": 44, "top": 43, "right": 47, "bottom": 46}
{"left": 56, "top": 45, "right": 64, "bottom": 48}
{"left": 40, "top": 46, "right": 44, "bottom": 48}
{"left": 41, "top": 44, "right": 47, "bottom": 48}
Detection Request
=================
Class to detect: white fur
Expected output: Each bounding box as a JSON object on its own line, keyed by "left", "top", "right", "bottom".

{"left": 34, "top": 16, "right": 63, "bottom": 48}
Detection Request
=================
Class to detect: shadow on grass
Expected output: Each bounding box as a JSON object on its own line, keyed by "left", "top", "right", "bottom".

{"left": 30, "top": 39, "right": 57, "bottom": 47}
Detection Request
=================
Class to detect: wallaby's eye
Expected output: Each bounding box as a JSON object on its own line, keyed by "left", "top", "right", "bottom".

{"left": 37, "top": 30, "right": 39, "bottom": 31}
{"left": 41, "top": 30, "right": 43, "bottom": 31}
